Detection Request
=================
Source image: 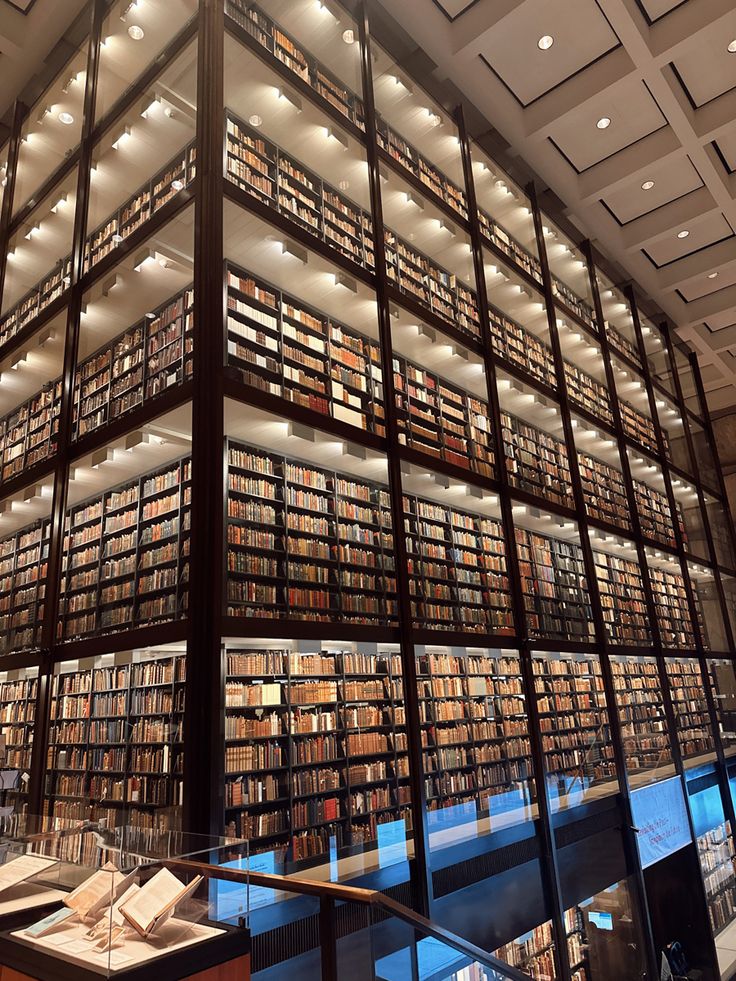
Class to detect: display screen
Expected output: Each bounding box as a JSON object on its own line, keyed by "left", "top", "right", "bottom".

{"left": 589, "top": 910, "right": 614, "bottom": 931}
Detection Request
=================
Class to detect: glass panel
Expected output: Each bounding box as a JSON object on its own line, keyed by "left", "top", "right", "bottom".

{"left": 58, "top": 406, "right": 192, "bottom": 643}
{"left": 0, "top": 142, "right": 8, "bottom": 217}
{"left": 687, "top": 765, "right": 736, "bottom": 936}
{"left": 43, "top": 646, "right": 186, "bottom": 827}
{"left": 572, "top": 416, "right": 631, "bottom": 532}
{"left": 85, "top": 38, "right": 197, "bottom": 277}
{"left": 541, "top": 216, "right": 596, "bottom": 333}
{"left": 390, "top": 304, "right": 493, "bottom": 479}
{"left": 1, "top": 168, "right": 78, "bottom": 349}
{"left": 645, "top": 548, "right": 695, "bottom": 650}
{"left": 470, "top": 143, "right": 540, "bottom": 281}
{"left": 0, "top": 309, "right": 66, "bottom": 484}
{"left": 682, "top": 413, "right": 719, "bottom": 496}
{"left": 588, "top": 531, "right": 651, "bottom": 647}
{"left": 76, "top": 210, "right": 194, "bottom": 440}
{"left": 610, "top": 356, "right": 659, "bottom": 459}
{"left": 609, "top": 654, "right": 675, "bottom": 788}
{"left": 373, "top": 41, "right": 467, "bottom": 222}
{"left": 669, "top": 475, "right": 709, "bottom": 562}
{"left": 401, "top": 465, "right": 512, "bottom": 636}
{"left": 596, "top": 274, "right": 641, "bottom": 369}
{"left": 0, "top": 476, "right": 53, "bottom": 656}
{"left": 627, "top": 449, "right": 683, "bottom": 551}
{"left": 564, "top": 877, "right": 648, "bottom": 981}
{"left": 639, "top": 313, "right": 675, "bottom": 396}
{"left": 723, "top": 575, "right": 736, "bottom": 646}
{"left": 672, "top": 342, "right": 701, "bottom": 417}
{"left": 664, "top": 656, "right": 716, "bottom": 765}
{"left": 689, "top": 564, "right": 729, "bottom": 653}
{"left": 707, "top": 659, "right": 736, "bottom": 757}
{"left": 514, "top": 507, "right": 593, "bottom": 643}
{"left": 557, "top": 311, "right": 613, "bottom": 428}
{"left": 656, "top": 390, "right": 691, "bottom": 476}
{"left": 222, "top": 419, "right": 393, "bottom": 625}
{"left": 497, "top": 373, "right": 571, "bottom": 511}
{"left": 705, "top": 496, "right": 736, "bottom": 571}
{"left": 224, "top": 34, "right": 375, "bottom": 280}
{"left": 226, "top": 0, "right": 365, "bottom": 127}
{"left": 223, "top": 639, "right": 411, "bottom": 879}
{"left": 484, "top": 253, "right": 555, "bottom": 392}
{"left": 493, "top": 921, "right": 557, "bottom": 979}
{"left": 0, "top": 665, "right": 38, "bottom": 815}
{"left": 95, "top": 0, "right": 198, "bottom": 123}
{"left": 12, "top": 40, "right": 88, "bottom": 217}
{"left": 531, "top": 649, "right": 617, "bottom": 812}
{"left": 417, "top": 645, "right": 536, "bottom": 855}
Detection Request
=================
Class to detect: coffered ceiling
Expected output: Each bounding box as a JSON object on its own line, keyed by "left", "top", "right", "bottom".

{"left": 374, "top": 0, "right": 736, "bottom": 411}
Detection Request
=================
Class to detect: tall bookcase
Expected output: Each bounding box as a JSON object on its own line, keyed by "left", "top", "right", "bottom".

{"left": 0, "top": 0, "right": 734, "bottom": 978}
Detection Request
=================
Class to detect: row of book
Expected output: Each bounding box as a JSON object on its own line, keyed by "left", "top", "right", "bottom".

{"left": 58, "top": 457, "right": 191, "bottom": 641}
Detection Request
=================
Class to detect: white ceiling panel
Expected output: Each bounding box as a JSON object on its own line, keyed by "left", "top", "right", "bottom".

{"left": 644, "top": 212, "right": 733, "bottom": 267}
{"left": 638, "top": 0, "right": 688, "bottom": 22}
{"left": 602, "top": 154, "right": 702, "bottom": 223}
{"left": 547, "top": 77, "right": 665, "bottom": 172}
{"left": 715, "top": 132, "right": 736, "bottom": 173}
{"left": 434, "top": 0, "right": 477, "bottom": 19}
{"left": 477, "top": 0, "right": 619, "bottom": 106}
{"left": 679, "top": 261, "right": 736, "bottom": 303}
{"left": 672, "top": 13, "right": 736, "bottom": 107}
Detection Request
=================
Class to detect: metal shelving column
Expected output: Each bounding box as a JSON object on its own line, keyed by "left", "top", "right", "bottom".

{"left": 358, "top": 1, "right": 432, "bottom": 915}
{"left": 457, "top": 112, "right": 570, "bottom": 981}
{"left": 529, "top": 207, "right": 660, "bottom": 980}
{"left": 185, "top": 0, "right": 225, "bottom": 837}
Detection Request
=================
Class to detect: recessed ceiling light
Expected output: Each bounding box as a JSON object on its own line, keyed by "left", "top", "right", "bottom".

{"left": 248, "top": 114, "right": 263, "bottom": 127}
{"left": 596, "top": 116, "right": 611, "bottom": 129}
{"left": 641, "top": 179, "right": 655, "bottom": 190}
{"left": 172, "top": 179, "right": 184, "bottom": 191}
{"left": 708, "top": 272, "right": 718, "bottom": 279}
{"left": 677, "top": 229, "right": 689, "bottom": 239}
{"left": 128, "top": 25, "right": 145, "bottom": 40}
{"left": 338, "top": 180, "right": 350, "bottom": 191}
{"left": 537, "top": 35, "right": 554, "bottom": 50}
{"left": 728, "top": 40, "right": 736, "bottom": 53}
{"left": 58, "top": 112, "right": 74, "bottom": 125}
{"left": 342, "top": 29, "right": 354, "bottom": 44}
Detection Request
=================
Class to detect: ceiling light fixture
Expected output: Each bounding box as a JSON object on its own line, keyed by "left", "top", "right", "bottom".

{"left": 172, "top": 179, "right": 184, "bottom": 192}
{"left": 708, "top": 272, "right": 718, "bottom": 279}
{"left": 728, "top": 40, "right": 736, "bottom": 53}
{"left": 248, "top": 114, "right": 262, "bottom": 127}
{"left": 342, "top": 29, "right": 354, "bottom": 44}
{"left": 641, "top": 179, "right": 655, "bottom": 190}
{"left": 58, "top": 112, "right": 75, "bottom": 126}
{"left": 128, "top": 25, "right": 145, "bottom": 40}
{"left": 596, "top": 116, "right": 611, "bottom": 129}
{"left": 537, "top": 35, "right": 554, "bottom": 50}
{"left": 677, "top": 229, "right": 689, "bottom": 239}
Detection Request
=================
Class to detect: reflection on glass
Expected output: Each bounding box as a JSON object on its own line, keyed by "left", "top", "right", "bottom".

{"left": 664, "top": 657, "right": 715, "bottom": 766}
{"left": 672, "top": 342, "right": 700, "bottom": 416}
{"left": 470, "top": 143, "right": 540, "bottom": 280}
{"left": 86, "top": 40, "right": 197, "bottom": 276}
{"left": 13, "top": 43, "right": 88, "bottom": 217}
{"left": 707, "top": 659, "right": 736, "bottom": 757}
{"left": 706, "top": 498, "right": 736, "bottom": 571}
{"left": 0, "top": 665, "right": 38, "bottom": 812}
{"left": 687, "top": 414, "right": 719, "bottom": 495}
{"left": 493, "top": 920, "right": 556, "bottom": 979}
{"left": 0, "top": 168, "right": 78, "bottom": 350}
{"left": 417, "top": 646, "right": 536, "bottom": 854}
{"left": 668, "top": 477, "right": 709, "bottom": 561}
{"left": 0, "top": 478, "right": 54, "bottom": 657}
{"left": 610, "top": 655, "right": 675, "bottom": 788}
{"left": 532, "top": 650, "right": 617, "bottom": 812}
{"left": 656, "top": 392, "right": 689, "bottom": 474}
{"left": 565, "top": 877, "right": 648, "bottom": 981}
{"left": 223, "top": 640, "right": 411, "bottom": 880}
{"left": 0, "top": 144, "right": 8, "bottom": 217}
{"left": 689, "top": 565, "right": 729, "bottom": 652}
{"left": 687, "top": 766, "right": 736, "bottom": 936}
{"left": 95, "top": 0, "right": 198, "bottom": 123}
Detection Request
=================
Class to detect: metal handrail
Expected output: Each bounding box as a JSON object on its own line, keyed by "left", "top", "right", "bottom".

{"left": 165, "top": 858, "right": 532, "bottom": 980}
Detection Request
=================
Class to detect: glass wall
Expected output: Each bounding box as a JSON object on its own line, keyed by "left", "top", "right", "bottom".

{"left": 541, "top": 216, "right": 596, "bottom": 333}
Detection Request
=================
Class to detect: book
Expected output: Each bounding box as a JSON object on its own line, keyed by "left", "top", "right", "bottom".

{"left": 0, "top": 853, "right": 58, "bottom": 895}
{"left": 120, "top": 867, "right": 202, "bottom": 937}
